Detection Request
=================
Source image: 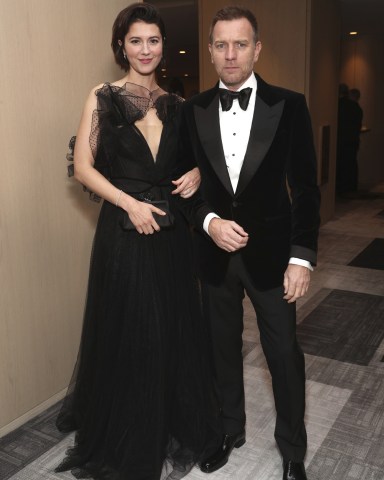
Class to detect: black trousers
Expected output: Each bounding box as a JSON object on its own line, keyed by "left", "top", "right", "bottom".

{"left": 201, "top": 253, "right": 307, "bottom": 462}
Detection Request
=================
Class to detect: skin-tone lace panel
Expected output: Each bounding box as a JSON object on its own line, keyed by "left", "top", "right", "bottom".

{"left": 89, "top": 82, "right": 168, "bottom": 161}
{"left": 112, "top": 81, "right": 167, "bottom": 112}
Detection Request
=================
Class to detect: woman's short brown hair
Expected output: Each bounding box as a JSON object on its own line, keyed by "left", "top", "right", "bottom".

{"left": 111, "top": 2, "right": 166, "bottom": 72}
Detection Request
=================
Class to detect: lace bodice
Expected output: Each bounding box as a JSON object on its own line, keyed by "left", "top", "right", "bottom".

{"left": 90, "top": 82, "right": 182, "bottom": 159}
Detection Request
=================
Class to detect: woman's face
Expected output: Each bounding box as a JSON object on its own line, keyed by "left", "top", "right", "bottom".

{"left": 122, "top": 21, "right": 163, "bottom": 76}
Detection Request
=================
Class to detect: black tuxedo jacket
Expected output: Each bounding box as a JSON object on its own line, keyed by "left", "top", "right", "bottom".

{"left": 178, "top": 73, "right": 321, "bottom": 290}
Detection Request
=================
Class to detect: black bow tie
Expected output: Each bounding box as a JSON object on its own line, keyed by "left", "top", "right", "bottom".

{"left": 219, "top": 87, "right": 252, "bottom": 111}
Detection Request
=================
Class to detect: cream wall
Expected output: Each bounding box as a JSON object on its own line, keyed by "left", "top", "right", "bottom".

{"left": 307, "top": 0, "right": 340, "bottom": 222}
{"left": 0, "top": 0, "right": 131, "bottom": 436}
{"left": 198, "top": 0, "right": 340, "bottom": 223}
{"left": 340, "top": 34, "right": 384, "bottom": 189}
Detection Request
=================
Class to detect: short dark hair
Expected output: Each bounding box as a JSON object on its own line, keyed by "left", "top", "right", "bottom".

{"left": 209, "top": 6, "right": 259, "bottom": 44}
{"left": 349, "top": 88, "right": 361, "bottom": 101}
{"left": 111, "top": 2, "right": 166, "bottom": 72}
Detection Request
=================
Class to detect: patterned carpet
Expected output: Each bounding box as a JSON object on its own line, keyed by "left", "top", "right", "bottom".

{"left": 297, "top": 289, "right": 384, "bottom": 365}
{"left": 349, "top": 238, "right": 384, "bottom": 270}
{"left": 1, "top": 186, "right": 384, "bottom": 480}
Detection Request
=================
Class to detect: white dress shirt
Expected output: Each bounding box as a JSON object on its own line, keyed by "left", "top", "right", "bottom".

{"left": 203, "top": 74, "right": 312, "bottom": 271}
{"left": 220, "top": 74, "right": 256, "bottom": 192}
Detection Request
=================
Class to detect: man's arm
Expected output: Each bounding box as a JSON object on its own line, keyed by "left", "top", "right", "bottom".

{"left": 287, "top": 94, "right": 321, "bottom": 263}
{"left": 284, "top": 94, "right": 321, "bottom": 302}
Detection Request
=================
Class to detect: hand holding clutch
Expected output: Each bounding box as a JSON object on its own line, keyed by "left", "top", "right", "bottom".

{"left": 120, "top": 200, "right": 175, "bottom": 231}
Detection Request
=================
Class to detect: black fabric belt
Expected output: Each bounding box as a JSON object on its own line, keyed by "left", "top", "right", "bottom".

{"left": 111, "top": 178, "right": 173, "bottom": 201}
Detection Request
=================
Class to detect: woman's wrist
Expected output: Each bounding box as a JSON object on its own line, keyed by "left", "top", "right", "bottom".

{"left": 115, "top": 189, "right": 123, "bottom": 207}
{"left": 117, "top": 191, "right": 136, "bottom": 212}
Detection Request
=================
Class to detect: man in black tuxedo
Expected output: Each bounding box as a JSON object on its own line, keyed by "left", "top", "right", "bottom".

{"left": 178, "top": 6, "right": 320, "bottom": 480}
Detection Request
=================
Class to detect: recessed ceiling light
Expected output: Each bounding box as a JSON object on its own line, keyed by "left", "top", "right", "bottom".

{"left": 349, "top": 31, "right": 358, "bottom": 35}
{"left": 184, "top": 74, "right": 189, "bottom": 77}
{"left": 179, "top": 50, "right": 186, "bottom": 54}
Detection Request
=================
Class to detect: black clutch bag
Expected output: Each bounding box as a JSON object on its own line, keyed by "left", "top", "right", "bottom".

{"left": 120, "top": 200, "right": 175, "bottom": 231}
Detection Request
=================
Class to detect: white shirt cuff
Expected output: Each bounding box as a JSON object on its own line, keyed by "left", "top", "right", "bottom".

{"left": 203, "top": 213, "right": 220, "bottom": 235}
{"left": 289, "top": 257, "right": 313, "bottom": 271}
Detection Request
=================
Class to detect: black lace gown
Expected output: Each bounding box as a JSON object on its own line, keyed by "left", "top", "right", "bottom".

{"left": 56, "top": 83, "right": 220, "bottom": 480}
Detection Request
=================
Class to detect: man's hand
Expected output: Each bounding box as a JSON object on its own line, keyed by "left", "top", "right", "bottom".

{"left": 283, "top": 264, "right": 311, "bottom": 303}
{"left": 208, "top": 218, "right": 248, "bottom": 252}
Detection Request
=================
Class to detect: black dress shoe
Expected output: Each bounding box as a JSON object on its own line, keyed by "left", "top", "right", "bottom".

{"left": 283, "top": 461, "right": 308, "bottom": 480}
{"left": 200, "top": 431, "right": 245, "bottom": 473}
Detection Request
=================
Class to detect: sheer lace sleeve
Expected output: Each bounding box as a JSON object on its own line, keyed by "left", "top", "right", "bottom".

{"left": 88, "top": 85, "right": 113, "bottom": 177}
{"left": 66, "top": 136, "right": 101, "bottom": 202}
{"left": 89, "top": 110, "right": 100, "bottom": 160}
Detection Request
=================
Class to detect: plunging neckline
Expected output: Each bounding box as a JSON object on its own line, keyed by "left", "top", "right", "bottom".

{"left": 134, "top": 108, "right": 164, "bottom": 163}
{"left": 132, "top": 121, "right": 164, "bottom": 165}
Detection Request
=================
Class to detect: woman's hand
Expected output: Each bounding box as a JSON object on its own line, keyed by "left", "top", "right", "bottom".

{"left": 171, "top": 167, "right": 201, "bottom": 198}
{"left": 124, "top": 196, "right": 166, "bottom": 235}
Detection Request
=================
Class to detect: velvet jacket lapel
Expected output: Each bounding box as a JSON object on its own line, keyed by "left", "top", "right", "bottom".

{"left": 236, "top": 94, "right": 285, "bottom": 197}
{"left": 193, "top": 74, "right": 285, "bottom": 198}
{"left": 193, "top": 91, "right": 234, "bottom": 196}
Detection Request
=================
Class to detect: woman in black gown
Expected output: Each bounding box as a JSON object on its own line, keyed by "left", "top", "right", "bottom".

{"left": 56, "top": 4, "right": 219, "bottom": 479}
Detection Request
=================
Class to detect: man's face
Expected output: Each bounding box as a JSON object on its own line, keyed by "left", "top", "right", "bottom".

{"left": 209, "top": 18, "right": 262, "bottom": 91}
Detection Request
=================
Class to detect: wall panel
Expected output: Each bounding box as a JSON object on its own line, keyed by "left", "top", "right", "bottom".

{"left": 308, "top": 0, "right": 340, "bottom": 222}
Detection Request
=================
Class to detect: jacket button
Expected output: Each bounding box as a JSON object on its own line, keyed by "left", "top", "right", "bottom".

{"left": 232, "top": 201, "right": 239, "bottom": 207}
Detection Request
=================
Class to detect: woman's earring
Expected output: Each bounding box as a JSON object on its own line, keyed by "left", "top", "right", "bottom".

{"left": 118, "top": 41, "right": 126, "bottom": 60}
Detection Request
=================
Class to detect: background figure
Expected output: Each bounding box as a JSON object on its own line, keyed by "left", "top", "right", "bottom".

{"left": 336, "top": 84, "right": 363, "bottom": 195}
{"left": 349, "top": 88, "right": 364, "bottom": 146}
{"left": 349, "top": 87, "right": 362, "bottom": 104}
{"left": 55, "top": 3, "right": 219, "bottom": 480}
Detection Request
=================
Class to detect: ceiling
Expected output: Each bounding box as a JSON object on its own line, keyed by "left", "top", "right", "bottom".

{"left": 340, "top": 0, "right": 384, "bottom": 36}
{"left": 150, "top": 0, "right": 199, "bottom": 82}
